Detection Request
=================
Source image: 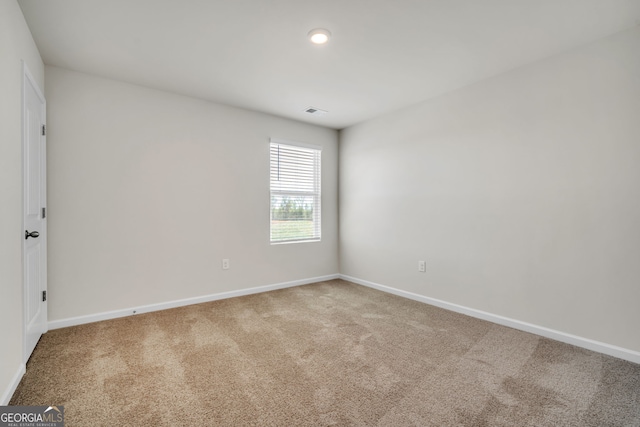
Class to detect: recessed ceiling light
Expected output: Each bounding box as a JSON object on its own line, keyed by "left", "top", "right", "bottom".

{"left": 308, "top": 28, "right": 331, "bottom": 45}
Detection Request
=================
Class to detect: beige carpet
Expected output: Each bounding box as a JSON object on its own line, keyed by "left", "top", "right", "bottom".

{"left": 10, "top": 279, "right": 640, "bottom": 426}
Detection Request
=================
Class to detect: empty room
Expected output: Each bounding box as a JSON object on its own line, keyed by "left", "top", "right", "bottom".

{"left": 2, "top": 0, "right": 639, "bottom": 425}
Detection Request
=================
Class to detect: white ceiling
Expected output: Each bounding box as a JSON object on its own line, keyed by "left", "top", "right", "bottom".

{"left": 18, "top": 0, "right": 640, "bottom": 129}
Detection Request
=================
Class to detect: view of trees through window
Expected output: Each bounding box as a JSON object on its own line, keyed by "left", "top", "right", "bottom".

{"left": 270, "top": 195, "right": 315, "bottom": 241}
{"left": 271, "top": 196, "right": 314, "bottom": 220}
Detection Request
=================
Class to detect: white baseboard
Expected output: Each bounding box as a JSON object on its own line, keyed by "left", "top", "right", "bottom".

{"left": 1, "top": 363, "right": 25, "bottom": 405}
{"left": 46, "top": 272, "right": 639, "bottom": 364}
{"left": 340, "top": 274, "right": 640, "bottom": 365}
{"left": 49, "top": 274, "right": 340, "bottom": 330}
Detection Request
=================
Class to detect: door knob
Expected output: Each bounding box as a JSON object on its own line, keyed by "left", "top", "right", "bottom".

{"left": 25, "top": 230, "right": 40, "bottom": 240}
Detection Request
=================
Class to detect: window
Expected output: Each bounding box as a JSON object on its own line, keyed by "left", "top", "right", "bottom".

{"left": 270, "top": 139, "right": 321, "bottom": 243}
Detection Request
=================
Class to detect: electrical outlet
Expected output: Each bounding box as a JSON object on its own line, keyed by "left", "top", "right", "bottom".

{"left": 418, "top": 260, "right": 426, "bottom": 272}
{"left": 222, "top": 259, "right": 230, "bottom": 270}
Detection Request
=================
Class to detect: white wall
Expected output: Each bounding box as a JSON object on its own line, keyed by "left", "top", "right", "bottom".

{"left": 0, "top": 0, "right": 45, "bottom": 404}
{"left": 45, "top": 66, "right": 338, "bottom": 322}
{"left": 340, "top": 27, "right": 640, "bottom": 353}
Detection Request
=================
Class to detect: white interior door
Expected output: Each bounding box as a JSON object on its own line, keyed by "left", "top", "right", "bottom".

{"left": 23, "top": 63, "right": 47, "bottom": 363}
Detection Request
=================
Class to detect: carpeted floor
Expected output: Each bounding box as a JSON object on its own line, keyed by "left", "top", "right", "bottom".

{"left": 10, "top": 279, "right": 640, "bottom": 426}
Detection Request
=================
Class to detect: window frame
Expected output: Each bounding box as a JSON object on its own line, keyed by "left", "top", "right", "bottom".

{"left": 269, "top": 138, "right": 322, "bottom": 244}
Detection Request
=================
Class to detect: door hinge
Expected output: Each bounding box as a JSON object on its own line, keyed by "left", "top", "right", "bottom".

{"left": 42, "top": 124, "right": 46, "bottom": 136}
{"left": 42, "top": 207, "right": 46, "bottom": 219}
{"left": 42, "top": 290, "right": 47, "bottom": 302}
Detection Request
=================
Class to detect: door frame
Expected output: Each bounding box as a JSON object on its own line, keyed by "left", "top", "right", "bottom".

{"left": 22, "top": 61, "right": 47, "bottom": 363}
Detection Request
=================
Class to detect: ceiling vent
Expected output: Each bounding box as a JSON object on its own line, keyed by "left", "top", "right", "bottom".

{"left": 305, "top": 107, "right": 328, "bottom": 117}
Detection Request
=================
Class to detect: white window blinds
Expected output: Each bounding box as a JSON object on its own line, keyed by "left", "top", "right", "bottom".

{"left": 270, "top": 140, "right": 321, "bottom": 243}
